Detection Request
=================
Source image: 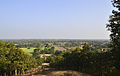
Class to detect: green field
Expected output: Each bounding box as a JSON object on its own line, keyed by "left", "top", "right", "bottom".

{"left": 20, "top": 48, "right": 36, "bottom": 55}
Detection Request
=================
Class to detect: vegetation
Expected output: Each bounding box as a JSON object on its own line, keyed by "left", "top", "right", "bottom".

{"left": 50, "top": 44, "right": 113, "bottom": 76}
{"left": 20, "top": 48, "right": 35, "bottom": 55}
{"left": 107, "top": 0, "right": 120, "bottom": 73}
{"left": 0, "top": 41, "right": 38, "bottom": 76}
{"left": 0, "top": 39, "right": 110, "bottom": 76}
{"left": 0, "top": 0, "right": 120, "bottom": 76}
{"left": 3, "top": 39, "right": 109, "bottom": 52}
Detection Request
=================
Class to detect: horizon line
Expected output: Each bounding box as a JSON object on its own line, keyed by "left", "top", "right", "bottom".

{"left": 0, "top": 38, "right": 109, "bottom": 40}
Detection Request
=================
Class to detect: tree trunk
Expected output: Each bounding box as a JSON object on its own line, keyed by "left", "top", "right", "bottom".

{"left": 0, "top": 72, "right": 2, "bottom": 76}
{"left": 8, "top": 71, "right": 12, "bottom": 76}
{"left": 15, "top": 70, "right": 17, "bottom": 76}
{"left": 4, "top": 72, "right": 6, "bottom": 76}
{"left": 22, "top": 70, "right": 25, "bottom": 75}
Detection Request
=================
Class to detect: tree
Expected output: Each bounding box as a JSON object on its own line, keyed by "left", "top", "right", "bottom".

{"left": 32, "top": 51, "right": 44, "bottom": 65}
{"left": 82, "top": 43, "right": 91, "bottom": 52}
{"left": 107, "top": 0, "right": 120, "bottom": 71}
{"left": 0, "top": 41, "right": 37, "bottom": 76}
{"left": 50, "top": 47, "right": 55, "bottom": 54}
{"left": 54, "top": 50, "right": 62, "bottom": 56}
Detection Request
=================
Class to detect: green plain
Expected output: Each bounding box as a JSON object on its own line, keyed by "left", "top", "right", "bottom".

{"left": 20, "top": 48, "right": 35, "bottom": 55}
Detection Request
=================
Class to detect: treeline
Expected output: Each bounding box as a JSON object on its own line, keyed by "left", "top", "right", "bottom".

{"left": 2, "top": 39, "right": 109, "bottom": 49}
{"left": 0, "top": 41, "right": 38, "bottom": 76}
{"left": 50, "top": 44, "right": 119, "bottom": 76}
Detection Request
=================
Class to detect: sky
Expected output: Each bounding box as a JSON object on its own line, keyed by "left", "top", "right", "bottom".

{"left": 0, "top": 0, "right": 113, "bottom": 39}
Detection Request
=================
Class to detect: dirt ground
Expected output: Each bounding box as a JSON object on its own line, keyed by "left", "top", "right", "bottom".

{"left": 33, "top": 70, "right": 90, "bottom": 76}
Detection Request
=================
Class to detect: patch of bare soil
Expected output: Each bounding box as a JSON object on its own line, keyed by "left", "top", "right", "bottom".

{"left": 47, "top": 70, "right": 90, "bottom": 76}
{"left": 33, "top": 70, "right": 90, "bottom": 76}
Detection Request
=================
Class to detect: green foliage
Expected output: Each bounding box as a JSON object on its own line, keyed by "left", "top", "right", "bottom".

{"left": 32, "top": 51, "right": 44, "bottom": 65}
{"left": 50, "top": 44, "right": 113, "bottom": 76}
{"left": 40, "top": 49, "right": 50, "bottom": 54}
{"left": 107, "top": 0, "right": 120, "bottom": 71}
{"left": 82, "top": 43, "right": 91, "bottom": 52}
{"left": 50, "top": 55, "right": 64, "bottom": 68}
{"left": 55, "top": 50, "right": 62, "bottom": 56}
{"left": 50, "top": 47, "right": 55, "bottom": 54}
{"left": 0, "top": 41, "right": 37, "bottom": 76}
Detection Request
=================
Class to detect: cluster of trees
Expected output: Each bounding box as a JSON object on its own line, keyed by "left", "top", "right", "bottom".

{"left": 0, "top": 41, "right": 37, "bottom": 76}
{"left": 3, "top": 39, "right": 109, "bottom": 50}
{"left": 32, "top": 51, "right": 44, "bottom": 66}
{"left": 107, "top": 0, "right": 120, "bottom": 73}
{"left": 33, "top": 46, "right": 55, "bottom": 54}
{"left": 40, "top": 46, "right": 55, "bottom": 54}
{"left": 50, "top": 44, "right": 113, "bottom": 76}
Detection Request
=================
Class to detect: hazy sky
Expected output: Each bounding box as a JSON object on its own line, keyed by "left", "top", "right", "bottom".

{"left": 0, "top": 0, "right": 112, "bottom": 39}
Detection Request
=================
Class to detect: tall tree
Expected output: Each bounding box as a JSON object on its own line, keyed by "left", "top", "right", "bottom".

{"left": 107, "top": 0, "right": 120, "bottom": 70}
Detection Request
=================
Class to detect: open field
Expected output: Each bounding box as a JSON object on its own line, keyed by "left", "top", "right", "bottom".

{"left": 20, "top": 48, "right": 36, "bottom": 55}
